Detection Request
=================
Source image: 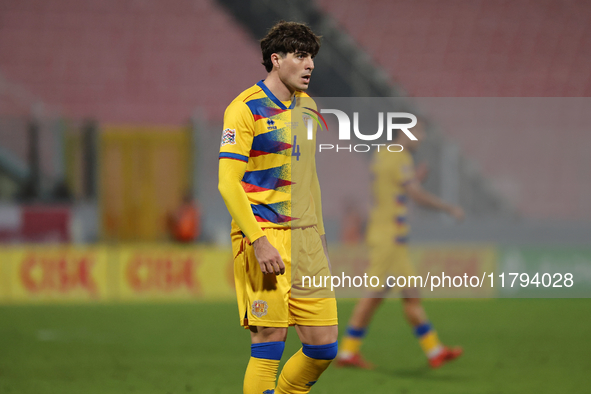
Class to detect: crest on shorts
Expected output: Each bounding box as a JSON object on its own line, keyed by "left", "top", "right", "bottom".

{"left": 221, "top": 128, "right": 236, "bottom": 146}
{"left": 251, "top": 300, "right": 268, "bottom": 317}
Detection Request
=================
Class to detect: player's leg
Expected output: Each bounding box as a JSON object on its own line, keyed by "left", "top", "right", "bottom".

{"left": 397, "top": 244, "right": 462, "bottom": 368}
{"left": 349, "top": 297, "right": 385, "bottom": 328}
{"left": 244, "top": 326, "right": 287, "bottom": 394}
{"left": 400, "top": 288, "right": 427, "bottom": 326}
{"left": 336, "top": 297, "right": 384, "bottom": 368}
{"left": 401, "top": 288, "right": 462, "bottom": 368}
{"left": 235, "top": 229, "right": 292, "bottom": 394}
{"left": 275, "top": 325, "right": 338, "bottom": 394}
{"left": 337, "top": 240, "right": 391, "bottom": 368}
{"left": 277, "top": 227, "right": 338, "bottom": 392}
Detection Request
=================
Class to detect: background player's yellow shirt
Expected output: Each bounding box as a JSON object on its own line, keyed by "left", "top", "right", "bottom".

{"left": 219, "top": 80, "right": 320, "bottom": 237}
{"left": 366, "top": 149, "right": 414, "bottom": 244}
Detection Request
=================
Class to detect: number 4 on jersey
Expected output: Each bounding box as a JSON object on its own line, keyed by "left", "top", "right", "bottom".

{"left": 292, "top": 135, "right": 301, "bottom": 161}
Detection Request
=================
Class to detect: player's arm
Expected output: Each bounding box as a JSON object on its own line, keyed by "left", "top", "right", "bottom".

{"left": 218, "top": 160, "right": 285, "bottom": 275}
{"left": 404, "top": 180, "right": 465, "bottom": 222}
{"left": 415, "top": 162, "right": 429, "bottom": 183}
{"left": 218, "top": 102, "right": 285, "bottom": 275}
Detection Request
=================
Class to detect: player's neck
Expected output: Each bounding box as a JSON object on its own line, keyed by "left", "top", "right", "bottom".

{"left": 263, "top": 74, "right": 295, "bottom": 102}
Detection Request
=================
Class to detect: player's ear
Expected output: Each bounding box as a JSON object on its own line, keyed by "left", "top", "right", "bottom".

{"left": 271, "top": 53, "right": 281, "bottom": 69}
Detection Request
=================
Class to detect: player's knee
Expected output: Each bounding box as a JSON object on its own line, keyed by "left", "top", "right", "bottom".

{"left": 251, "top": 341, "right": 285, "bottom": 360}
{"left": 250, "top": 326, "right": 287, "bottom": 343}
{"left": 302, "top": 341, "right": 338, "bottom": 361}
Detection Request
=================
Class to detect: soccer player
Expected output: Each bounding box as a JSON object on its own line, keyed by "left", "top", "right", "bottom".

{"left": 336, "top": 121, "right": 465, "bottom": 369}
{"left": 218, "top": 22, "right": 338, "bottom": 394}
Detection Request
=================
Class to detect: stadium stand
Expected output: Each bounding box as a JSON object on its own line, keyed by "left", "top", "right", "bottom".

{"left": 316, "top": 0, "right": 591, "bottom": 220}
{"left": 0, "top": 0, "right": 264, "bottom": 124}
{"left": 317, "top": 0, "right": 591, "bottom": 97}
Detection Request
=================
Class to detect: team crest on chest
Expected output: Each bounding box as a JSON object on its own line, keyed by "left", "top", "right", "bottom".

{"left": 221, "top": 128, "right": 236, "bottom": 146}
{"left": 251, "top": 300, "right": 268, "bottom": 317}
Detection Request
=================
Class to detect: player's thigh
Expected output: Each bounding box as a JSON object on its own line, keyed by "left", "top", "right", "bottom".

{"left": 289, "top": 227, "right": 338, "bottom": 328}
{"left": 289, "top": 296, "right": 338, "bottom": 328}
{"left": 365, "top": 242, "right": 415, "bottom": 295}
{"left": 390, "top": 243, "right": 415, "bottom": 276}
{"left": 366, "top": 242, "right": 404, "bottom": 289}
{"left": 290, "top": 226, "right": 332, "bottom": 298}
{"left": 249, "top": 326, "right": 288, "bottom": 343}
{"left": 392, "top": 246, "right": 423, "bottom": 299}
{"left": 295, "top": 324, "right": 338, "bottom": 345}
{"left": 234, "top": 229, "right": 292, "bottom": 329}
{"left": 367, "top": 242, "right": 392, "bottom": 281}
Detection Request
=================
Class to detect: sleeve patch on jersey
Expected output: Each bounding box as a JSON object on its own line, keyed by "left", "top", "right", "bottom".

{"left": 221, "top": 128, "right": 236, "bottom": 146}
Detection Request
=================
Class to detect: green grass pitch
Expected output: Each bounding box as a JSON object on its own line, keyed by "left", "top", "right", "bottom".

{"left": 0, "top": 299, "right": 589, "bottom": 393}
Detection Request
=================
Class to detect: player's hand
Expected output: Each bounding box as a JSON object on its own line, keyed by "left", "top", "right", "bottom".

{"left": 415, "top": 162, "right": 430, "bottom": 183}
{"left": 448, "top": 206, "right": 465, "bottom": 222}
{"left": 253, "top": 236, "right": 285, "bottom": 275}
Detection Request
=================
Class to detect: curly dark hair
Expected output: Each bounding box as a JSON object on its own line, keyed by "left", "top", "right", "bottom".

{"left": 260, "top": 21, "right": 321, "bottom": 72}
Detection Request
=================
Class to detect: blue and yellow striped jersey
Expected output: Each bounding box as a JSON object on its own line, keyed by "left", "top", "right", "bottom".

{"left": 219, "top": 80, "right": 321, "bottom": 236}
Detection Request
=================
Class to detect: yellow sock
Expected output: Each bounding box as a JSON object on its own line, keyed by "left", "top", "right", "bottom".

{"left": 276, "top": 343, "right": 338, "bottom": 394}
{"left": 244, "top": 357, "right": 280, "bottom": 394}
{"left": 244, "top": 342, "right": 284, "bottom": 394}
{"left": 338, "top": 326, "right": 366, "bottom": 358}
{"left": 415, "top": 323, "right": 443, "bottom": 358}
{"left": 339, "top": 336, "right": 362, "bottom": 357}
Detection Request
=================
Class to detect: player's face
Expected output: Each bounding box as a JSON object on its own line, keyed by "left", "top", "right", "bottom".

{"left": 277, "top": 51, "right": 314, "bottom": 91}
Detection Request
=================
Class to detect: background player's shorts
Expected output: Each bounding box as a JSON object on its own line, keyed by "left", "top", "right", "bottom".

{"left": 367, "top": 239, "right": 416, "bottom": 292}
{"left": 232, "top": 226, "right": 338, "bottom": 329}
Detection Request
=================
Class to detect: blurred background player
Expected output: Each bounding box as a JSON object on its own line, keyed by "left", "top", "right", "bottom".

{"left": 218, "top": 21, "right": 338, "bottom": 394}
{"left": 336, "top": 120, "right": 465, "bottom": 369}
{"left": 167, "top": 192, "right": 200, "bottom": 243}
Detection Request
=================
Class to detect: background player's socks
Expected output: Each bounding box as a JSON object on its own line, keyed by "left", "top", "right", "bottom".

{"left": 275, "top": 342, "right": 338, "bottom": 394}
{"left": 244, "top": 341, "right": 285, "bottom": 394}
{"left": 339, "top": 326, "right": 366, "bottom": 359}
{"left": 414, "top": 322, "right": 444, "bottom": 359}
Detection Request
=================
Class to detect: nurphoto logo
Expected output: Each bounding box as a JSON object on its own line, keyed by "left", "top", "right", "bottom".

{"left": 305, "top": 109, "right": 418, "bottom": 153}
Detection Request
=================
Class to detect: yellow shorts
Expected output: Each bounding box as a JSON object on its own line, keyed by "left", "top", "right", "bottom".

{"left": 367, "top": 241, "right": 416, "bottom": 291}
{"left": 232, "top": 226, "right": 338, "bottom": 329}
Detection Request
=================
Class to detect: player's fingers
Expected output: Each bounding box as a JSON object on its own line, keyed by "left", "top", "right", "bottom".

{"left": 271, "top": 261, "right": 283, "bottom": 276}
{"left": 277, "top": 257, "right": 286, "bottom": 275}
{"left": 267, "top": 261, "right": 277, "bottom": 275}
{"left": 273, "top": 257, "right": 285, "bottom": 275}
{"left": 260, "top": 261, "right": 271, "bottom": 275}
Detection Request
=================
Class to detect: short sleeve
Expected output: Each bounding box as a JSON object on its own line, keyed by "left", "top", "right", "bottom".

{"left": 219, "top": 101, "right": 254, "bottom": 163}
